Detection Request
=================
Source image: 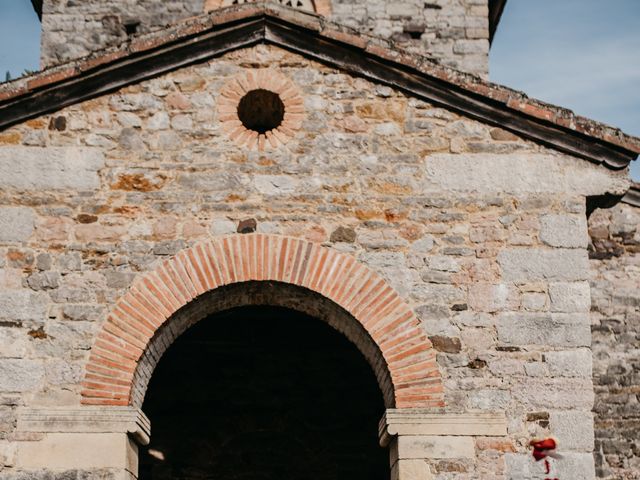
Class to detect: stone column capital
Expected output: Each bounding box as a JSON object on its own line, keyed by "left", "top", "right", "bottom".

{"left": 17, "top": 406, "right": 151, "bottom": 446}
{"left": 378, "top": 409, "right": 508, "bottom": 447}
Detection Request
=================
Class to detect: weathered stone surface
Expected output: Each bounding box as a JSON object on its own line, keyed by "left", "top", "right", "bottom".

{"left": 589, "top": 202, "right": 640, "bottom": 480}
{"left": 330, "top": 226, "right": 356, "bottom": 243}
{"left": 56, "top": 253, "right": 82, "bottom": 272}
{"left": 424, "top": 154, "right": 628, "bottom": 196}
{"left": 0, "top": 291, "right": 48, "bottom": 323}
{"left": 497, "top": 313, "right": 591, "bottom": 347}
{"left": 0, "top": 148, "right": 104, "bottom": 191}
{"left": 0, "top": 328, "right": 28, "bottom": 358}
{"left": 429, "top": 336, "right": 462, "bottom": 353}
{"left": 253, "top": 175, "right": 299, "bottom": 195}
{"left": 467, "top": 283, "right": 516, "bottom": 312}
{"left": 0, "top": 360, "right": 45, "bottom": 392}
{"left": 178, "top": 172, "right": 243, "bottom": 192}
{"left": 0, "top": 41, "right": 620, "bottom": 480}
{"left": 394, "top": 436, "right": 475, "bottom": 460}
{"left": 498, "top": 248, "right": 590, "bottom": 282}
{"left": 466, "top": 389, "right": 510, "bottom": 410}
{"left": 391, "top": 459, "right": 434, "bottom": 480}
{"left": 506, "top": 452, "right": 595, "bottom": 479}
{"left": 549, "top": 281, "right": 591, "bottom": 313}
{"left": 15, "top": 432, "right": 135, "bottom": 470}
{"left": 550, "top": 411, "right": 595, "bottom": 452}
{"left": 540, "top": 214, "right": 588, "bottom": 248}
{"left": 39, "top": 0, "right": 492, "bottom": 76}
{"left": 26, "top": 272, "right": 60, "bottom": 291}
{"left": 510, "top": 377, "right": 594, "bottom": 410}
{"left": 62, "top": 305, "right": 105, "bottom": 322}
{"left": 210, "top": 218, "right": 236, "bottom": 236}
{"left": 545, "top": 349, "right": 592, "bottom": 378}
{"left": 0, "top": 208, "right": 35, "bottom": 243}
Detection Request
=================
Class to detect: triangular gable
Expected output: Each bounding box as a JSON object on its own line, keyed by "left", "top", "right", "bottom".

{"left": 1, "top": 3, "right": 638, "bottom": 170}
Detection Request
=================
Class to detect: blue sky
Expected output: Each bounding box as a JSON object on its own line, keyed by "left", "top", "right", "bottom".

{"left": 491, "top": 0, "right": 640, "bottom": 180}
{"left": 0, "top": 0, "right": 638, "bottom": 179}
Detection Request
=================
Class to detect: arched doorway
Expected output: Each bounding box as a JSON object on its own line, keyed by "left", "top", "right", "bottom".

{"left": 139, "top": 305, "right": 389, "bottom": 479}
{"left": 83, "top": 235, "right": 444, "bottom": 411}
{"left": 81, "top": 235, "right": 446, "bottom": 478}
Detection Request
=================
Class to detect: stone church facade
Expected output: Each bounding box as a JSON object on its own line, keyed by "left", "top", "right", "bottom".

{"left": 0, "top": 1, "right": 637, "bottom": 479}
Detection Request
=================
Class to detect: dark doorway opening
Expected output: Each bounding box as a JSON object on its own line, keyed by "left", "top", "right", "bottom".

{"left": 139, "top": 306, "right": 388, "bottom": 480}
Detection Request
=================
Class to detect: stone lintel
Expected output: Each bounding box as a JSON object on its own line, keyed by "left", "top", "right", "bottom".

{"left": 17, "top": 406, "right": 151, "bottom": 446}
{"left": 379, "top": 409, "right": 507, "bottom": 447}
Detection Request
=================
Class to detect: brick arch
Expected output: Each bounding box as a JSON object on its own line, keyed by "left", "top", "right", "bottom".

{"left": 81, "top": 234, "right": 444, "bottom": 409}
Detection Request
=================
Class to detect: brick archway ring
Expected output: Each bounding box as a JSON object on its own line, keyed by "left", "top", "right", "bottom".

{"left": 82, "top": 234, "right": 444, "bottom": 409}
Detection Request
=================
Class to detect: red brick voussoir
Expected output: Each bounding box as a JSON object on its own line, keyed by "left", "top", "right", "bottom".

{"left": 81, "top": 234, "right": 444, "bottom": 409}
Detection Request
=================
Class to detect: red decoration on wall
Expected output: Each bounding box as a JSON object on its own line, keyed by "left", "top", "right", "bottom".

{"left": 530, "top": 437, "right": 562, "bottom": 479}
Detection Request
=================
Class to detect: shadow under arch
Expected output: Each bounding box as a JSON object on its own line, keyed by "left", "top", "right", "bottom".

{"left": 131, "top": 281, "right": 396, "bottom": 408}
{"left": 139, "top": 302, "right": 390, "bottom": 480}
{"left": 82, "top": 234, "right": 444, "bottom": 409}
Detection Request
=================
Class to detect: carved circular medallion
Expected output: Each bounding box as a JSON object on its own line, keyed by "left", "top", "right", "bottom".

{"left": 218, "top": 70, "right": 305, "bottom": 151}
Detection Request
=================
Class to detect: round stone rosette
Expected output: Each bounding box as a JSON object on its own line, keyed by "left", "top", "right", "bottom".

{"left": 218, "top": 70, "right": 305, "bottom": 151}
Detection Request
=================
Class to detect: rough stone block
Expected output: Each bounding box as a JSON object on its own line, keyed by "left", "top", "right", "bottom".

{"left": 507, "top": 451, "right": 594, "bottom": 479}
{"left": 549, "top": 410, "right": 594, "bottom": 452}
{"left": 554, "top": 452, "right": 596, "bottom": 479}
{"left": 460, "top": 327, "right": 495, "bottom": 351}
{"left": 521, "top": 292, "right": 547, "bottom": 311}
{"left": 498, "top": 248, "right": 589, "bottom": 282}
{"left": 0, "top": 268, "right": 22, "bottom": 289}
{"left": 511, "top": 378, "right": 594, "bottom": 409}
{"left": 0, "top": 207, "right": 36, "bottom": 243}
{"left": 253, "top": 175, "right": 299, "bottom": 195}
{"left": 504, "top": 453, "right": 542, "bottom": 479}
{"left": 15, "top": 432, "right": 137, "bottom": 471}
{"left": 0, "top": 290, "right": 48, "bottom": 322}
{"left": 467, "top": 389, "right": 510, "bottom": 410}
{"left": 0, "top": 360, "right": 45, "bottom": 392}
{"left": 549, "top": 282, "right": 591, "bottom": 312}
{"left": 497, "top": 313, "right": 590, "bottom": 347}
{"left": 468, "top": 283, "right": 516, "bottom": 312}
{"left": 0, "top": 327, "right": 28, "bottom": 358}
{"left": 393, "top": 435, "right": 475, "bottom": 460}
{"left": 391, "top": 459, "right": 434, "bottom": 480}
{"left": 540, "top": 214, "right": 588, "bottom": 248}
{"left": 0, "top": 148, "right": 104, "bottom": 191}
{"left": 424, "top": 154, "right": 629, "bottom": 196}
{"left": 26, "top": 271, "right": 60, "bottom": 291}
{"left": 0, "top": 442, "right": 17, "bottom": 469}
{"left": 545, "top": 349, "right": 592, "bottom": 378}
{"left": 177, "top": 172, "right": 243, "bottom": 192}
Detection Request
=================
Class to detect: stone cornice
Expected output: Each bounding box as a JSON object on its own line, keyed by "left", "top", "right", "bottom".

{"left": 17, "top": 407, "right": 151, "bottom": 445}
{"left": 378, "top": 409, "right": 508, "bottom": 447}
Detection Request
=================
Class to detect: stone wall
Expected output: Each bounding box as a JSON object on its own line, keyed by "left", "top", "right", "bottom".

{"left": 330, "top": 0, "right": 490, "bottom": 75}
{"left": 39, "top": 0, "right": 490, "bottom": 76}
{"left": 589, "top": 199, "right": 640, "bottom": 480}
{"left": 40, "top": 0, "right": 206, "bottom": 68}
{"left": 0, "top": 44, "right": 628, "bottom": 478}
